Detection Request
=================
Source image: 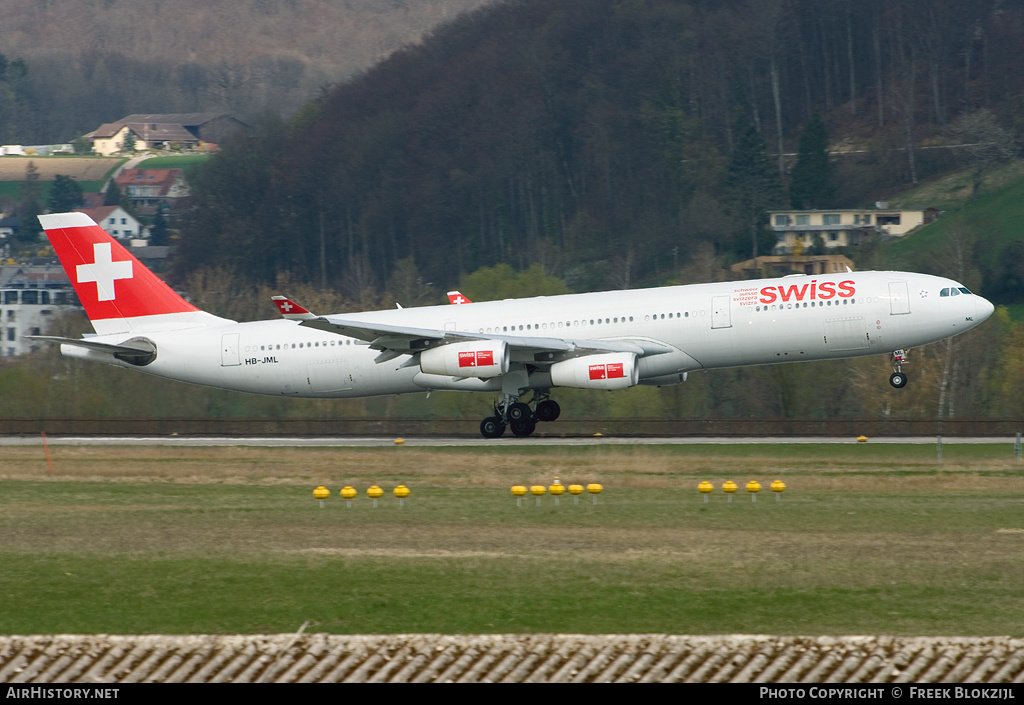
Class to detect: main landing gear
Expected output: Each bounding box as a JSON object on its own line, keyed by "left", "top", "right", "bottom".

{"left": 479, "top": 392, "right": 561, "bottom": 438}
{"left": 889, "top": 349, "right": 909, "bottom": 388}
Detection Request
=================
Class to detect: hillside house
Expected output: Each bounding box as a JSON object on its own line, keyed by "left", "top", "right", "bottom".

{"left": 84, "top": 113, "right": 248, "bottom": 155}
{"left": 76, "top": 206, "right": 142, "bottom": 240}
{"left": 115, "top": 169, "right": 190, "bottom": 212}
{"left": 88, "top": 124, "right": 138, "bottom": 157}
{"left": 768, "top": 207, "right": 940, "bottom": 255}
{"left": 730, "top": 254, "right": 855, "bottom": 279}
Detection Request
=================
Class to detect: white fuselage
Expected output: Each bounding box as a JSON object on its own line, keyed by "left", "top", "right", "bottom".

{"left": 62, "top": 270, "right": 993, "bottom": 398}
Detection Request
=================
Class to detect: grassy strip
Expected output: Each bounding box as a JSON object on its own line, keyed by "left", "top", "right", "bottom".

{"left": 136, "top": 154, "right": 211, "bottom": 175}
{"left": 0, "top": 180, "right": 107, "bottom": 201}
{"left": 3, "top": 553, "right": 1018, "bottom": 635}
{"left": 2, "top": 470, "right": 1022, "bottom": 635}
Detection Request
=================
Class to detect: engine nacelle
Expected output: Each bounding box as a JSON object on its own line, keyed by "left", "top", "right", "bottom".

{"left": 419, "top": 340, "right": 510, "bottom": 378}
{"left": 550, "top": 353, "right": 639, "bottom": 391}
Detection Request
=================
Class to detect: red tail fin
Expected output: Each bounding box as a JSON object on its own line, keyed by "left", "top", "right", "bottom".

{"left": 40, "top": 212, "right": 225, "bottom": 335}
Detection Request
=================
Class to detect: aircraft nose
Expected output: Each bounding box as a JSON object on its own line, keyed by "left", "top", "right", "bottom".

{"left": 977, "top": 295, "right": 995, "bottom": 322}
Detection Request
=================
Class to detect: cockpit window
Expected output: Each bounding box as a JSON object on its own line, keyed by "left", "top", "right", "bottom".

{"left": 940, "top": 288, "right": 950, "bottom": 297}
{"left": 958, "top": 287, "right": 972, "bottom": 295}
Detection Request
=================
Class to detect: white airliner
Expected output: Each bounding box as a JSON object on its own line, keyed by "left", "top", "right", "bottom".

{"left": 34, "top": 212, "right": 994, "bottom": 438}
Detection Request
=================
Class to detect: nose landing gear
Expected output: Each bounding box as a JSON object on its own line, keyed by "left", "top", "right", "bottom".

{"left": 889, "top": 349, "right": 908, "bottom": 388}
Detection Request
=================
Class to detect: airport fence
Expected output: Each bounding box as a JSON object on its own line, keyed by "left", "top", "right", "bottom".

{"left": 0, "top": 417, "right": 1019, "bottom": 437}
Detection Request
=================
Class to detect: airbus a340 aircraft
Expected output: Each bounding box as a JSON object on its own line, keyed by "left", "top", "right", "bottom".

{"left": 34, "top": 212, "right": 994, "bottom": 438}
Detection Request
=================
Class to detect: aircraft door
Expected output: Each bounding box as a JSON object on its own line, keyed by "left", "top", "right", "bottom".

{"left": 824, "top": 317, "right": 869, "bottom": 351}
{"left": 711, "top": 295, "right": 732, "bottom": 329}
{"left": 306, "top": 360, "right": 354, "bottom": 393}
{"left": 220, "top": 333, "right": 241, "bottom": 366}
{"left": 889, "top": 281, "right": 911, "bottom": 315}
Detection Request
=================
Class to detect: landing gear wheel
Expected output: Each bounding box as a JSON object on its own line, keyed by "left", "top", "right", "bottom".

{"left": 889, "top": 372, "right": 907, "bottom": 388}
{"left": 508, "top": 402, "right": 532, "bottom": 422}
{"left": 510, "top": 418, "right": 536, "bottom": 437}
{"left": 480, "top": 416, "right": 506, "bottom": 438}
{"left": 536, "top": 399, "right": 561, "bottom": 422}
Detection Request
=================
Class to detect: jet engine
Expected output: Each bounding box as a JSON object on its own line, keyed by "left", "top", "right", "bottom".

{"left": 550, "top": 352, "right": 638, "bottom": 390}
{"left": 419, "top": 340, "right": 510, "bottom": 378}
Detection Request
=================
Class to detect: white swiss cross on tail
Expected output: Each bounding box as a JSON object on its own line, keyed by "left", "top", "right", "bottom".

{"left": 77, "top": 242, "right": 133, "bottom": 301}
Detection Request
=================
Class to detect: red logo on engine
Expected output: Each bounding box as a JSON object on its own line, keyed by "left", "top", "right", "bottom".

{"left": 589, "top": 363, "right": 625, "bottom": 380}
{"left": 459, "top": 350, "right": 496, "bottom": 368}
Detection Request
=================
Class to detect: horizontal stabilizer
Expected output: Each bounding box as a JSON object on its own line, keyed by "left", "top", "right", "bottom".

{"left": 27, "top": 335, "right": 157, "bottom": 366}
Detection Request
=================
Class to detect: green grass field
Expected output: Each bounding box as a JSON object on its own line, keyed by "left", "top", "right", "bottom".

{"left": 1, "top": 443, "right": 1021, "bottom": 635}
{"left": 0, "top": 181, "right": 107, "bottom": 201}
{"left": 136, "top": 154, "right": 211, "bottom": 176}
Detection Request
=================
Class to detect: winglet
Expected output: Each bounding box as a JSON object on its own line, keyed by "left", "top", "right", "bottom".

{"left": 272, "top": 295, "right": 317, "bottom": 320}
{"left": 447, "top": 291, "right": 472, "bottom": 305}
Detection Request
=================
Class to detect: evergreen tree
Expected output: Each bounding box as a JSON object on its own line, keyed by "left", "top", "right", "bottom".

{"left": 47, "top": 174, "right": 84, "bottom": 213}
{"left": 788, "top": 113, "right": 834, "bottom": 209}
{"left": 149, "top": 211, "right": 170, "bottom": 246}
{"left": 120, "top": 128, "right": 136, "bottom": 154}
{"left": 16, "top": 160, "right": 42, "bottom": 244}
{"left": 104, "top": 180, "right": 122, "bottom": 207}
{"left": 727, "top": 124, "right": 784, "bottom": 258}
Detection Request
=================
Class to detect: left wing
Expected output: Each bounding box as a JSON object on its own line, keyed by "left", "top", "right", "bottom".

{"left": 277, "top": 295, "right": 671, "bottom": 366}
{"left": 298, "top": 314, "right": 658, "bottom": 365}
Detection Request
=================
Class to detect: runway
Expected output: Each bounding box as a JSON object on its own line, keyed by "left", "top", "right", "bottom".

{"left": 0, "top": 435, "right": 1017, "bottom": 447}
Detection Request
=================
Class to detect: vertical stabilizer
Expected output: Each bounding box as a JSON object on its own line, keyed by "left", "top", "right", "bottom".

{"left": 39, "top": 212, "right": 230, "bottom": 335}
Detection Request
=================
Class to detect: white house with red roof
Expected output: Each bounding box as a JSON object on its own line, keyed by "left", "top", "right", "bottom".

{"left": 75, "top": 206, "right": 142, "bottom": 240}
{"left": 115, "top": 168, "right": 190, "bottom": 208}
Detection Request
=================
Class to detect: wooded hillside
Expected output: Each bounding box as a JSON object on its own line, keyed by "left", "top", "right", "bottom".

{"left": 0, "top": 0, "right": 489, "bottom": 142}
{"left": 179, "top": 0, "right": 1024, "bottom": 298}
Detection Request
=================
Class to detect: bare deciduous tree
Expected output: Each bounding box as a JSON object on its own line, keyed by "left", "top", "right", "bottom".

{"left": 950, "top": 108, "right": 1017, "bottom": 201}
